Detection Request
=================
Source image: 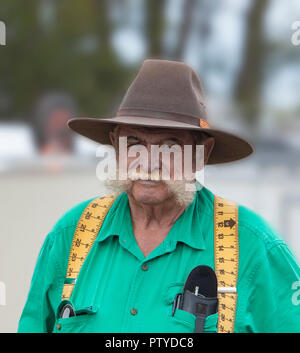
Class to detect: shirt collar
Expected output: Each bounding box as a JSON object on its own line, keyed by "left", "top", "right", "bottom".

{"left": 95, "top": 184, "right": 209, "bottom": 251}
{"left": 165, "top": 186, "right": 207, "bottom": 251}
{"left": 95, "top": 192, "right": 132, "bottom": 245}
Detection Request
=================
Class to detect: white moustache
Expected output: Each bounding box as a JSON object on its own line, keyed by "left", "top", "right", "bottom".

{"left": 127, "top": 170, "right": 161, "bottom": 181}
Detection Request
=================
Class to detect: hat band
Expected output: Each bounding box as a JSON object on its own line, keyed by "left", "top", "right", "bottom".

{"left": 117, "top": 108, "right": 210, "bottom": 129}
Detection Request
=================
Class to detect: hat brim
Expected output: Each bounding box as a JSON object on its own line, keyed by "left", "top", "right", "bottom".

{"left": 68, "top": 116, "right": 254, "bottom": 165}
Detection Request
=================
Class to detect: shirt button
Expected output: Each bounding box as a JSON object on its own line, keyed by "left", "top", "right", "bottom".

{"left": 142, "top": 263, "right": 148, "bottom": 271}
{"left": 56, "top": 324, "right": 62, "bottom": 331}
{"left": 130, "top": 308, "right": 138, "bottom": 316}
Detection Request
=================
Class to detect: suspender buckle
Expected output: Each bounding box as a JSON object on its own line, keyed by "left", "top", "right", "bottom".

{"left": 218, "top": 287, "right": 237, "bottom": 294}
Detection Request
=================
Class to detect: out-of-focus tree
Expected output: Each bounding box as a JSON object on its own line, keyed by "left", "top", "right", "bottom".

{"left": 0, "top": 0, "right": 133, "bottom": 123}
{"left": 145, "top": 0, "right": 166, "bottom": 58}
{"left": 169, "top": 0, "right": 197, "bottom": 60}
{"left": 234, "top": 0, "right": 271, "bottom": 128}
{"left": 0, "top": 0, "right": 218, "bottom": 127}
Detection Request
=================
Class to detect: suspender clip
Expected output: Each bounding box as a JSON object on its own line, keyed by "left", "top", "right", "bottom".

{"left": 218, "top": 287, "right": 237, "bottom": 294}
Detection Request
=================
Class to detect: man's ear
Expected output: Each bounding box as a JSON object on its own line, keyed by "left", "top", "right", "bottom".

{"left": 203, "top": 137, "right": 215, "bottom": 165}
{"left": 109, "top": 127, "right": 121, "bottom": 162}
{"left": 109, "top": 131, "right": 116, "bottom": 147}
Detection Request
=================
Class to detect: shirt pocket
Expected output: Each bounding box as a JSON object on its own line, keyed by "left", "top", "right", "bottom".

{"left": 163, "top": 283, "right": 218, "bottom": 333}
{"left": 163, "top": 282, "right": 194, "bottom": 333}
{"left": 203, "top": 312, "right": 218, "bottom": 333}
{"left": 171, "top": 308, "right": 196, "bottom": 332}
{"left": 53, "top": 304, "right": 99, "bottom": 333}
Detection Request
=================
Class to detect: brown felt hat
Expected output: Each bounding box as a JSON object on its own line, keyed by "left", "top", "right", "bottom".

{"left": 68, "top": 59, "right": 253, "bottom": 164}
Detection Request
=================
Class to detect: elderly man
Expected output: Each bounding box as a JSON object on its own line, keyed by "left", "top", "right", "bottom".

{"left": 18, "top": 60, "right": 300, "bottom": 333}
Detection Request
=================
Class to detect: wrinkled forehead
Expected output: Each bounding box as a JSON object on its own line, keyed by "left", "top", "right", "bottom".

{"left": 117, "top": 124, "right": 195, "bottom": 143}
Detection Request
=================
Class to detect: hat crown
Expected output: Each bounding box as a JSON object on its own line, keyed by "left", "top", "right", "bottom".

{"left": 118, "top": 59, "right": 207, "bottom": 122}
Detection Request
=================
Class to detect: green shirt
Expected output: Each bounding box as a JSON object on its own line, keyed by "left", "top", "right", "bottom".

{"left": 18, "top": 187, "right": 300, "bottom": 333}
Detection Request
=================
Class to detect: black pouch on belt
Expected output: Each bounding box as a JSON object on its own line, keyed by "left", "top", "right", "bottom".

{"left": 173, "top": 266, "right": 218, "bottom": 333}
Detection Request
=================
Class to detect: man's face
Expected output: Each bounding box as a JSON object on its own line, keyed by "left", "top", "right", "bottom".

{"left": 109, "top": 125, "right": 214, "bottom": 205}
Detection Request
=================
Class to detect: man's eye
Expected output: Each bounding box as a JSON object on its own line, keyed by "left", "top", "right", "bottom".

{"left": 127, "top": 139, "right": 139, "bottom": 145}
{"left": 162, "top": 141, "right": 180, "bottom": 147}
{"left": 127, "top": 142, "right": 140, "bottom": 147}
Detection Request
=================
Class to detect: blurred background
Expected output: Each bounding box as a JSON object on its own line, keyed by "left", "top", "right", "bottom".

{"left": 0, "top": 0, "right": 300, "bottom": 332}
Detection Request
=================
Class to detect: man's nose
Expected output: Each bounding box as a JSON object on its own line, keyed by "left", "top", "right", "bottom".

{"left": 144, "top": 143, "right": 161, "bottom": 172}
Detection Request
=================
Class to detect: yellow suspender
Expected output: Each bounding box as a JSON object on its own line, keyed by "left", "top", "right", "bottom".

{"left": 61, "top": 194, "right": 117, "bottom": 300}
{"left": 214, "top": 195, "right": 239, "bottom": 333}
{"left": 62, "top": 194, "right": 239, "bottom": 333}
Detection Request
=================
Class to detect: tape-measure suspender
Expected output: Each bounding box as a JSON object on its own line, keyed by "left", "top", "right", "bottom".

{"left": 61, "top": 195, "right": 117, "bottom": 300}
{"left": 214, "top": 196, "right": 239, "bottom": 333}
